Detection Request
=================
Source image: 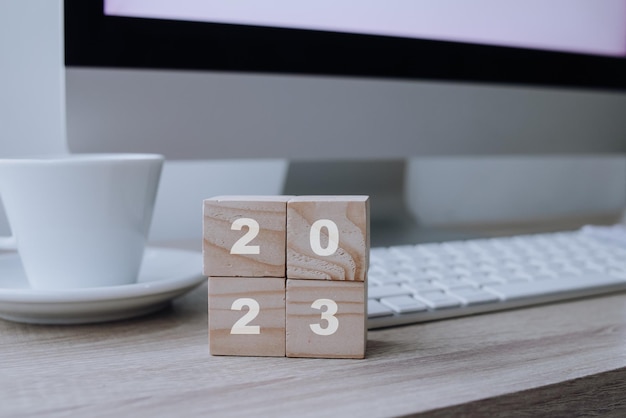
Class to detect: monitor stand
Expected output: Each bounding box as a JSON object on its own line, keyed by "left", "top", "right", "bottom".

{"left": 283, "top": 159, "right": 482, "bottom": 247}
{"left": 0, "top": 0, "right": 68, "bottom": 236}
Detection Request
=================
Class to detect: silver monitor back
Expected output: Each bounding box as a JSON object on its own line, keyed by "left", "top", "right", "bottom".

{"left": 65, "top": 67, "right": 626, "bottom": 160}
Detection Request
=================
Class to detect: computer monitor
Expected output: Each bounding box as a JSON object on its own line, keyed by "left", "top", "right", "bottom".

{"left": 62, "top": 0, "right": 626, "bottom": 244}
{"left": 64, "top": 0, "right": 626, "bottom": 160}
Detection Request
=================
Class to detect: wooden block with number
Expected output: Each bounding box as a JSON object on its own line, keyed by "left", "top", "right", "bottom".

{"left": 286, "top": 279, "right": 366, "bottom": 359}
{"left": 287, "top": 196, "right": 369, "bottom": 281}
{"left": 203, "top": 196, "right": 290, "bottom": 278}
{"left": 208, "top": 276, "right": 286, "bottom": 357}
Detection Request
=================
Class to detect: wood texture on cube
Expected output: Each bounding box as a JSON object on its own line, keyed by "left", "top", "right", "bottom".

{"left": 286, "top": 279, "right": 366, "bottom": 359}
{"left": 203, "top": 196, "right": 290, "bottom": 278}
{"left": 287, "top": 196, "right": 369, "bottom": 281}
{"left": 209, "top": 277, "right": 285, "bottom": 357}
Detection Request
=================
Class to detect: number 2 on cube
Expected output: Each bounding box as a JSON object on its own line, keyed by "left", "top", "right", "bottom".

{"left": 230, "top": 298, "right": 260, "bottom": 335}
{"left": 230, "top": 218, "right": 260, "bottom": 255}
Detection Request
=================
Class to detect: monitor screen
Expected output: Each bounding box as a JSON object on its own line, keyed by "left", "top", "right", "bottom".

{"left": 104, "top": 0, "right": 626, "bottom": 57}
{"left": 64, "top": 0, "right": 626, "bottom": 160}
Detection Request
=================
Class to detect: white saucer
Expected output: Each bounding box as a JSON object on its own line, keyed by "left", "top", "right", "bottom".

{"left": 0, "top": 247, "right": 205, "bottom": 324}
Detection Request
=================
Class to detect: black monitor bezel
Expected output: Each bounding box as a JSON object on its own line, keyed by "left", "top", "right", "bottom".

{"left": 65, "top": 0, "right": 626, "bottom": 90}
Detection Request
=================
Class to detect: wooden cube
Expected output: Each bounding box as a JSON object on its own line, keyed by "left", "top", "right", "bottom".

{"left": 287, "top": 196, "right": 369, "bottom": 281}
{"left": 208, "top": 277, "right": 286, "bottom": 357}
{"left": 286, "top": 279, "right": 366, "bottom": 359}
{"left": 203, "top": 196, "right": 290, "bottom": 278}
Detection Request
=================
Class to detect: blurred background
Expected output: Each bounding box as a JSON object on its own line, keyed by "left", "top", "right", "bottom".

{"left": 1, "top": 0, "right": 625, "bottom": 246}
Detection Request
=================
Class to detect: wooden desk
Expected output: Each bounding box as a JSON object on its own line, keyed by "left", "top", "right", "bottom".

{"left": 2, "top": 274, "right": 626, "bottom": 417}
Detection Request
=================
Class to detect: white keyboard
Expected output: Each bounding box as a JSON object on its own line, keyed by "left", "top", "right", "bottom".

{"left": 367, "top": 225, "right": 626, "bottom": 329}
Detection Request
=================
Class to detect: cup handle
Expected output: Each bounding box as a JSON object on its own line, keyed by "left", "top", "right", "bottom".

{"left": 0, "top": 235, "right": 17, "bottom": 250}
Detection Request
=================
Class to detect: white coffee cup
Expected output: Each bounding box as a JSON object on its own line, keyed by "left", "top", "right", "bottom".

{"left": 0, "top": 153, "right": 164, "bottom": 289}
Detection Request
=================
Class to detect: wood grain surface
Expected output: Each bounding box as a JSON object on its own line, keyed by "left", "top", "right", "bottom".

{"left": 208, "top": 276, "right": 285, "bottom": 357}
{"left": 2, "top": 279, "right": 626, "bottom": 417}
{"left": 203, "top": 196, "right": 290, "bottom": 278}
{"left": 287, "top": 196, "right": 369, "bottom": 281}
{"left": 286, "top": 279, "right": 366, "bottom": 359}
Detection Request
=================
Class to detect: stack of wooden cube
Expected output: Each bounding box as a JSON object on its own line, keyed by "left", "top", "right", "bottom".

{"left": 203, "top": 195, "right": 369, "bottom": 359}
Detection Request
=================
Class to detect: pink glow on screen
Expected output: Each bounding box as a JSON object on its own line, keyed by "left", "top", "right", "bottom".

{"left": 105, "top": 0, "right": 626, "bottom": 57}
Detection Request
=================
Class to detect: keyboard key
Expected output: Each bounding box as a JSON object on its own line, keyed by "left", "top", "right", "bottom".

{"left": 414, "top": 291, "right": 462, "bottom": 309}
{"left": 408, "top": 270, "right": 444, "bottom": 281}
{"left": 369, "top": 274, "right": 410, "bottom": 286}
{"left": 432, "top": 278, "right": 475, "bottom": 291}
{"left": 462, "top": 275, "right": 503, "bottom": 287}
{"left": 386, "top": 264, "right": 418, "bottom": 275}
{"left": 367, "top": 300, "right": 394, "bottom": 317}
{"left": 402, "top": 281, "right": 441, "bottom": 294}
{"left": 368, "top": 284, "right": 412, "bottom": 299}
{"left": 368, "top": 265, "right": 389, "bottom": 276}
{"left": 380, "top": 296, "right": 428, "bottom": 313}
{"left": 447, "top": 288, "right": 501, "bottom": 305}
{"left": 483, "top": 273, "right": 509, "bottom": 283}
{"left": 533, "top": 271, "right": 559, "bottom": 280}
